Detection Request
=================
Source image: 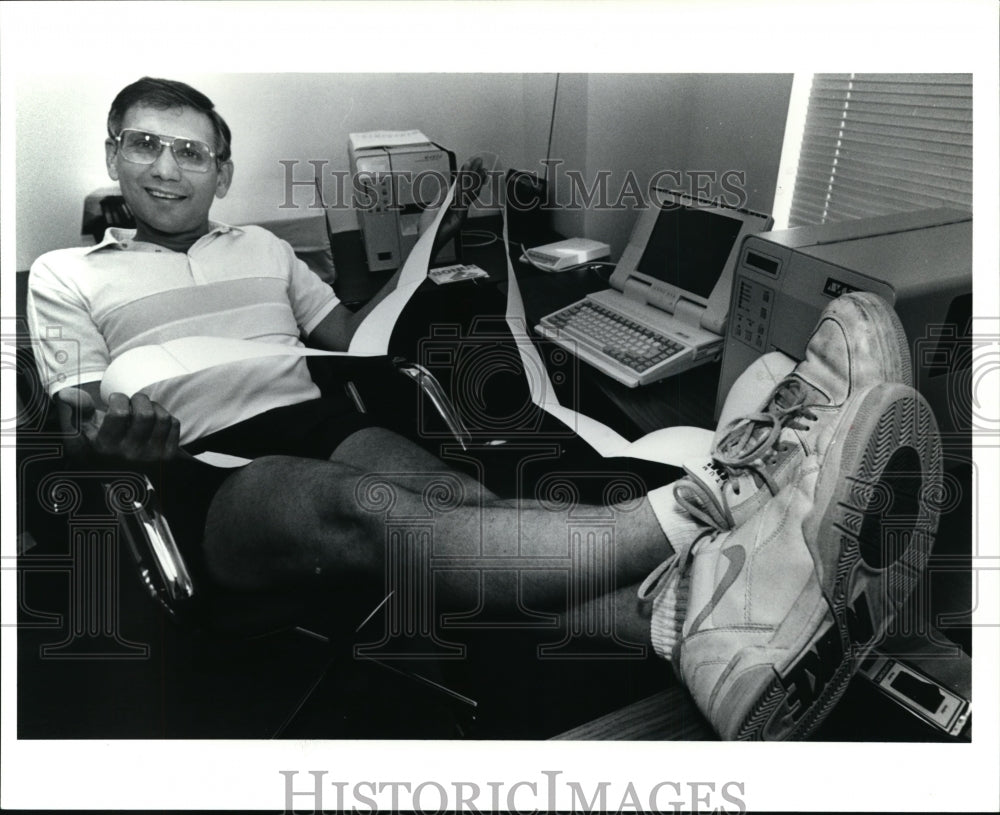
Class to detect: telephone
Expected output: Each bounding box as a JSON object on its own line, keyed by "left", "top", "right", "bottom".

{"left": 82, "top": 193, "right": 135, "bottom": 242}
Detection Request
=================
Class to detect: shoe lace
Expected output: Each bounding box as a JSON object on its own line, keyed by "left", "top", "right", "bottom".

{"left": 673, "top": 474, "right": 727, "bottom": 529}
{"left": 637, "top": 528, "right": 718, "bottom": 664}
{"left": 637, "top": 527, "right": 718, "bottom": 605}
{"left": 711, "top": 378, "right": 818, "bottom": 491}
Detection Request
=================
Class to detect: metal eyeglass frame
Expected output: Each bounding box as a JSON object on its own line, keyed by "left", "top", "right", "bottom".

{"left": 113, "top": 129, "right": 219, "bottom": 173}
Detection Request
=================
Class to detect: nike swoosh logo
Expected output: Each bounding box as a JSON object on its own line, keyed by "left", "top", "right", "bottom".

{"left": 687, "top": 545, "right": 747, "bottom": 636}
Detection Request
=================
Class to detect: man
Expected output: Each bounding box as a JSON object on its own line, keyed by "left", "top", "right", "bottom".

{"left": 34, "top": 77, "right": 483, "bottom": 458}
{"left": 27, "top": 76, "right": 683, "bottom": 607}
{"left": 27, "top": 77, "right": 937, "bottom": 739}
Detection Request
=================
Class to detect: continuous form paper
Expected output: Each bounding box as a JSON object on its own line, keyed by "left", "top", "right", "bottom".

{"left": 100, "top": 181, "right": 702, "bottom": 468}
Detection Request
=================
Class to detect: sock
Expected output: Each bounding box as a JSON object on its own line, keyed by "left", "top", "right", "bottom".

{"left": 646, "top": 482, "right": 709, "bottom": 553}
{"left": 649, "top": 569, "right": 690, "bottom": 663}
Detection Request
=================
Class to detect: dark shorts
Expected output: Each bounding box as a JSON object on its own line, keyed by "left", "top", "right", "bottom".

{"left": 151, "top": 396, "right": 685, "bottom": 585}
{"left": 186, "top": 396, "right": 374, "bottom": 461}
{"left": 152, "top": 397, "right": 375, "bottom": 584}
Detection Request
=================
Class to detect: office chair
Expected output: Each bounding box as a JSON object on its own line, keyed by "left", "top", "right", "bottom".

{"left": 13, "top": 264, "right": 474, "bottom": 640}
{"left": 112, "top": 355, "right": 474, "bottom": 634}
{"left": 15, "top": 354, "right": 320, "bottom": 639}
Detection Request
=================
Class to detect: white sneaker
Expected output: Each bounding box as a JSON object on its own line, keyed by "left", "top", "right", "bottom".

{"left": 641, "top": 382, "right": 942, "bottom": 740}
{"left": 675, "top": 292, "right": 912, "bottom": 532}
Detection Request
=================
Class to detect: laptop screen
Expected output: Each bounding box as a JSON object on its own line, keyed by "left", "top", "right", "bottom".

{"left": 610, "top": 190, "right": 773, "bottom": 332}
{"left": 636, "top": 203, "right": 744, "bottom": 299}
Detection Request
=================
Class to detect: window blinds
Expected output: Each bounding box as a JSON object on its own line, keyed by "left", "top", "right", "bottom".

{"left": 789, "top": 74, "right": 972, "bottom": 226}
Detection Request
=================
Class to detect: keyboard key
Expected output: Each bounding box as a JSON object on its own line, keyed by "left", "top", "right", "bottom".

{"left": 543, "top": 300, "right": 684, "bottom": 374}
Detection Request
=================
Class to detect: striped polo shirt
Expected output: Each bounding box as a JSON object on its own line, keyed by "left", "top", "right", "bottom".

{"left": 27, "top": 223, "right": 340, "bottom": 444}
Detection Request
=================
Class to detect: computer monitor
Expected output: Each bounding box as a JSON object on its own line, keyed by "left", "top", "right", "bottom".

{"left": 610, "top": 189, "right": 773, "bottom": 333}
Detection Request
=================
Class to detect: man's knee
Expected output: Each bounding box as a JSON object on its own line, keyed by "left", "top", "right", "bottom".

{"left": 201, "top": 456, "right": 286, "bottom": 588}
{"left": 206, "top": 455, "right": 298, "bottom": 527}
{"left": 331, "top": 425, "right": 450, "bottom": 473}
{"left": 201, "top": 454, "right": 380, "bottom": 589}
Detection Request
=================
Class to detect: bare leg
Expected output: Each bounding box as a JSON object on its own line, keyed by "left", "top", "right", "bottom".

{"left": 329, "top": 426, "right": 499, "bottom": 500}
{"left": 555, "top": 583, "right": 653, "bottom": 646}
{"left": 202, "top": 429, "right": 671, "bottom": 611}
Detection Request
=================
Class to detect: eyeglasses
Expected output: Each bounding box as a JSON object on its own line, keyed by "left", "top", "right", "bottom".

{"left": 114, "top": 129, "right": 219, "bottom": 173}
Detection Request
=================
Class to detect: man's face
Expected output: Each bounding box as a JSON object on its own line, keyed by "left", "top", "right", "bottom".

{"left": 105, "top": 104, "right": 233, "bottom": 237}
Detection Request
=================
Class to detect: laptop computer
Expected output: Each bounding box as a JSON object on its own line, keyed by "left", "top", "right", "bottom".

{"left": 535, "top": 189, "right": 773, "bottom": 387}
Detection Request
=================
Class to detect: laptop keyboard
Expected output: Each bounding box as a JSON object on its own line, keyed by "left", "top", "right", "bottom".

{"left": 538, "top": 299, "right": 692, "bottom": 386}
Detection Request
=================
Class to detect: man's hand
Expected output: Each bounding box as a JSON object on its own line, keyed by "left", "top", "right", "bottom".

{"left": 311, "top": 155, "right": 491, "bottom": 352}
{"left": 56, "top": 386, "right": 181, "bottom": 463}
{"left": 432, "top": 155, "right": 488, "bottom": 257}
{"left": 455, "top": 155, "right": 488, "bottom": 210}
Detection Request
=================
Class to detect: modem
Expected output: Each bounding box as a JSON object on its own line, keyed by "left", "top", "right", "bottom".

{"left": 520, "top": 237, "right": 611, "bottom": 272}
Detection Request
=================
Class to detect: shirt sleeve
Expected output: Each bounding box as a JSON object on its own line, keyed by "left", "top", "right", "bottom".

{"left": 26, "top": 256, "right": 110, "bottom": 396}
{"left": 277, "top": 236, "right": 340, "bottom": 335}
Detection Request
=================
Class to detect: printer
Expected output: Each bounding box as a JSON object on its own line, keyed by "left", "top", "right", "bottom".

{"left": 718, "top": 208, "right": 973, "bottom": 452}
{"left": 349, "top": 130, "right": 457, "bottom": 272}
{"left": 716, "top": 208, "right": 976, "bottom": 738}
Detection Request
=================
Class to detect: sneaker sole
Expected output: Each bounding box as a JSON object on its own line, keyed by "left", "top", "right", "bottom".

{"left": 734, "top": 383, "right": 941, "bottom": 740}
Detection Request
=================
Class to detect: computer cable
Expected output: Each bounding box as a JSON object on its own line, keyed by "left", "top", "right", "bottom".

{"left": 545, "top": 74, "right": 560, "bottom": 185}
{"left": 461, "top": 229, "right": 500, "bottom": 249}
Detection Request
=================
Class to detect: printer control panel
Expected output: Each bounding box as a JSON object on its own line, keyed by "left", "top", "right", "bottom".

{"left": 354, "top": 156, "right": 394, "bottom": 213}
{"left": 730, "top": 276, "right": 774, "bottom": 352}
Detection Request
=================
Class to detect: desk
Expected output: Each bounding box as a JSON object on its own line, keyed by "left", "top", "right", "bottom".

{"left": 326, "top": 219, "right": 717, "bottom": 737}
{"left": 330, "top": 213, "right": 551, "bottom": 305}
{"left": 514, "top": 267, "right": 723, "bottom": 437}
{"left": 330, "top": 214, "right": 722, "bottom": 440}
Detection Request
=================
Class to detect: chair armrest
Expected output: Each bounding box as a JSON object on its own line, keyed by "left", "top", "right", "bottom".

{"left": 394, "top": 360, "right": 472, "bottom": 451}
{"left": 114, "top": 476, "right": 196, "bottom": 621}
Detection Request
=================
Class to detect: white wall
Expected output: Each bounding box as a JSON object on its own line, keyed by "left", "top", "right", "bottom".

{"left": 14, "top": 74, "right": 129, "bottom": 271}
{"left": 553, "top": 74, "right": 696, "bottom": 256}
{"left": 683, "top": 74, "right": 795, "bottom": 212}
{"left": 13, "top": 72, "right": 792, "bottom": 271}
{"left": 549, "top": 74, "right": 793, "bottom": 258}
{"left": 13, "top": 72, "right": 554, "bottom": 270}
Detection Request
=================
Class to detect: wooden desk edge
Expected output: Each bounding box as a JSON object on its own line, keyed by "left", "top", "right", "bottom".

{"left": 550, "top": 687, "right": 715, "bottom": 741}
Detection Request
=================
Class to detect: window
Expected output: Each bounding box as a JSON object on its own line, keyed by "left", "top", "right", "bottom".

{"left": 785, "top": 73, "right": 972, "bottom": 227}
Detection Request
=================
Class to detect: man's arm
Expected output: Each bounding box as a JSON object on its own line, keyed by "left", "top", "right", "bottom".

{"left": 307, "top": 156, "right": 487, "bottom": 352}
{"left": 55, "top": 382, "right": 181, "bottom": 463}
{"left": 28, "top": 261, "right": 182, "bottom": 463}
{"left": 306, "top": 267, "right": 405, "bottom": 351}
